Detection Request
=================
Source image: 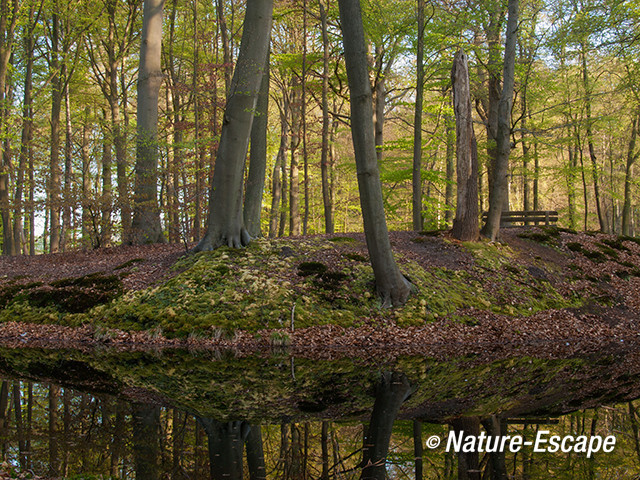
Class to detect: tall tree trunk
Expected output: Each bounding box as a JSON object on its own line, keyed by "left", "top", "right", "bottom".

{"left": 49, "top": 384, "right": 60, "bottom": 477}
{"left": 622, "top": 109, "right": 639, "bottom": 236}
{"left": 194, "top": 0, "right": 273, "bottom": 250}
{"left": 451, "top": 50, "right": 479, "bottom": 241}
{"left": 337, "top": 0, "right": 411, "bottom": 307}
{"left": 0, "top": 0, "right": 20, "bottom": 256}
{"left": 451, "top": 417, "right": 480, "bottom": 480}
{"left": 301, "top": 0, "right": 310, "bottom": 235}
{"left": 269, "top": 100, "right": 289, "bottom": 237}
{"left": 49, "top": 4, "right": 63, "bottom": 253}
{"left": 61, "top": 82, "right": 73, "bottom": 251}
{"left": 244, "top": 49, "right": 270, "bottom": 237}
{"left": 581, "top": 43, "right": 607, "bottom": 233}
{"left": 320, "top": 1, "right": 334, "bottom": 233}
{"left": 412, "top": 0, "right": 425, "bottom": 231}
{"left": 289, "top": 76, "right": 301, "bottom": 236}
{"left": 81, "top": 108, "right": 93, "bottom": 247}
{"left": 481, "top": 0, "right": 518, "bottom": 241}
{"left": 130, "top": 0, "right": 166, "bottom": 244}
{"left": 14, "top": 2, "right": 37, "bottom": 255}
{"left": 445, "top": 110, "right": 455, "bottom": 225}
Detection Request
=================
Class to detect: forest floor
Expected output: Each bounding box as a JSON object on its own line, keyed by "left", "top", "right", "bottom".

{"left": 0, "top": 226, "right": 639, "bottom": 358}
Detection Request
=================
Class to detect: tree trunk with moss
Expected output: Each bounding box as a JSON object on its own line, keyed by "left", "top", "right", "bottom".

{"left": 194, "top": 0, "right": 273, "bottom": 251}
{"left": 337, "top": 0, "right": 410, "bottom": 307}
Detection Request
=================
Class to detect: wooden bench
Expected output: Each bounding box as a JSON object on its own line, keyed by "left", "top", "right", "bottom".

{"left": 481, "top": 210, "right": 558, "bottom": 227}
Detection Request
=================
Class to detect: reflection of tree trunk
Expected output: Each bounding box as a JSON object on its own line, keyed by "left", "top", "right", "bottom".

{"left": 481, "top": 415, "right": 508, "bottom": 480}
{"left": 132, "top": 404, "right": 161, "bottom": 480}
{"left": 321, "top": 421, "right": 330, "bottom": 480}
{"left": 359, "top": 372, "right": 412, "bottom": 480}
{"left": 198, "top": 418, "right": 249, "bottom": 480}
{"left": 49, "top": 384, "right": 60, "bottom": 477}
{"left": 451, "top": 417, "right": 480, "bottom": 480}
{"left": 246, "top": 425, "right": 267, "bottom": 480}
{"left": 413, "top": 421, "right": 423, "bottom": 480}
{"left": 111, "top": 400, "right": 125, "bottom": 477}
{"left": 629, "top": 402, "right": 640, "bottom": 465}
{"left": 13, "top": 383, "right": 26, "bottom": 469}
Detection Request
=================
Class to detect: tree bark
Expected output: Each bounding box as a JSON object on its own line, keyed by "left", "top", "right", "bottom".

{"left": 49, "top": 3, "right": 63, "bottom": 253}
{"left": 195, "top": 0, "right": 273, "bottom": 251}
{"left": 451, "top": 417, "right": 481, "bottom": 480}
{"left": 337, "top": 0, "right": 410, "bottom": 307}
{"left": 244, "top": 49, "right": 271, "bottom": 238}
{"left": 130, "top": 0, "right": 166, "bottom": 244}
{"left": 412, "top": 0, "right": 425, "bottom": 231}
{"left": 451, "top": 50, "right": 479, "bottom": 241}
{"left": 481, "top": 0, "right": 518, "bottom": 241}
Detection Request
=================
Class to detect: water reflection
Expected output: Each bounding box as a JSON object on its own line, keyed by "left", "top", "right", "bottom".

{"left": 0, "top": 377, "right": 639, "bottom": 479}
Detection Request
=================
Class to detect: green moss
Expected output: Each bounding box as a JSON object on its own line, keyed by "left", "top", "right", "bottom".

{"left": 328, "top": 236, "right": 356, "bottom": 243}
{"left": 601, "top": 238, "right": 630, "bottom": 252}
{"left": 583, "top": 249, "right": 607, "bottom": 263}
{"left": 344, "top": 253, "right": 367, "bottom": 262}
{"left": 566, "top": 242, "right": 584, "bottom": 253}
{"left": 518, "top": 232, "right": 552, "bottom": 243}
{"left": 595, "top": 243, "right": 619, "bottom": 260}
{"left": 298, "top": 261, "right": 328, "bottom": 276}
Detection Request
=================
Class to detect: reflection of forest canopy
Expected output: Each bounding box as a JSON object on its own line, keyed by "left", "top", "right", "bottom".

{"left": 0, "top": 378, "right": 639, "bottom": 479}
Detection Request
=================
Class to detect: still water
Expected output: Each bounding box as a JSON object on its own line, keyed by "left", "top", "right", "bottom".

{"left": 0, "top": 345, "right": 639, "bottom": 479}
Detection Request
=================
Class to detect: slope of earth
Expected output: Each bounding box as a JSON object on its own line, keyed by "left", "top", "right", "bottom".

{"left": 0, "top": 226, "right": 638, "bottom": 350}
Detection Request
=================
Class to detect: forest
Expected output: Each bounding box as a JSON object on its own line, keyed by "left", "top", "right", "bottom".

{"left": 0, "top": 0, "right": 639, "bottom": 258}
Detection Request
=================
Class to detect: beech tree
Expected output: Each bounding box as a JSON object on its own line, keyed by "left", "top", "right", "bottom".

{"left": 481, "top": 0, "right": 519, "bottom": 241}
{"left": 130, "top": 0, "right": 165, "bottom": 244}
{"left": 194, "top": 0, "right": 273, "bottom": 251}
{"left": 337, "top": 0, "right": 411, "bottom": 307}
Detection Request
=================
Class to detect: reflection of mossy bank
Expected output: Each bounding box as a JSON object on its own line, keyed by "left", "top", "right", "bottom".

{"left": 0, "top": 232, "right": 593, "bottom": 337}
{"left": 1, "top": 347, "right": 638, "bottom": 423}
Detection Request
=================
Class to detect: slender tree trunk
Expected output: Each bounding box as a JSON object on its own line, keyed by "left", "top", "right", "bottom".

{"left": 81, "top": 108, "right": 92, "bottom": 247}
{"left": 289, "top": 76, "right": 301, "bottom": 236}
{"left": 320, "top": 1, "right": 334, "bottom": 233}
{"left": 101, "top": 117, "right": 113, "bottom": 247}
{"left": 49, "top": 384, "right": 60, "bottom": 477}
{"left": 301, "top": 0, "right": 310, "bottom": 235}
{"left": 581, "top": 43, "right": 607, "bottom": 233}
{"left": 62, "top": 82, "right": 73, "bottom": 251}
{"left": 198, "top": 418, "right": 249, "bottom": 480}
{"left": 412, "top": 0, "right": 425, "bottom": 231}
{"left": 244, "top": 49, "right": 270, "bottom": 237}
{"left": 49, "top": 4, "right": 63, "bottom": 253}
{"left": 0, "top": 0, "right": 20, "bottom": 256}
{"left": 338, "top": 0, "right": 411, "bottom": 306}
{"left": 14, "top": 3, "right": 36, "bottom": 255}
{"left": 194, "top": 0, "right": 273, "bottom": 250}
{"left": 130, "top": 0, "right": 166, "bottom": 244}
{"left": 622, "top": 109, "right": 639, "bottom": 236}
{"left": 481, "top": 0, "right": 518, "bottom": 241}
{"left": 321, "top": 421, "right": 330, "bottom": 480}
{"left": 451, "top": 50, "right": 479, "bottom": 241}
{"left": 445, "top": 109, "right": 455, "bottom": 225}
{"left": 216, "top": 0, "right": 232, "bottom": 94}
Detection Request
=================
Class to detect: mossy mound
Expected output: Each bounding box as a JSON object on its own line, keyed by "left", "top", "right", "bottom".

{"left": 0, "top": 232, "right": 590, "bottom": 337}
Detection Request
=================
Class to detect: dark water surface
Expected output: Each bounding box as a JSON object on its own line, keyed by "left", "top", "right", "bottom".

{"left": 0, "top": 345, "right": 639, "bottom": 479}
